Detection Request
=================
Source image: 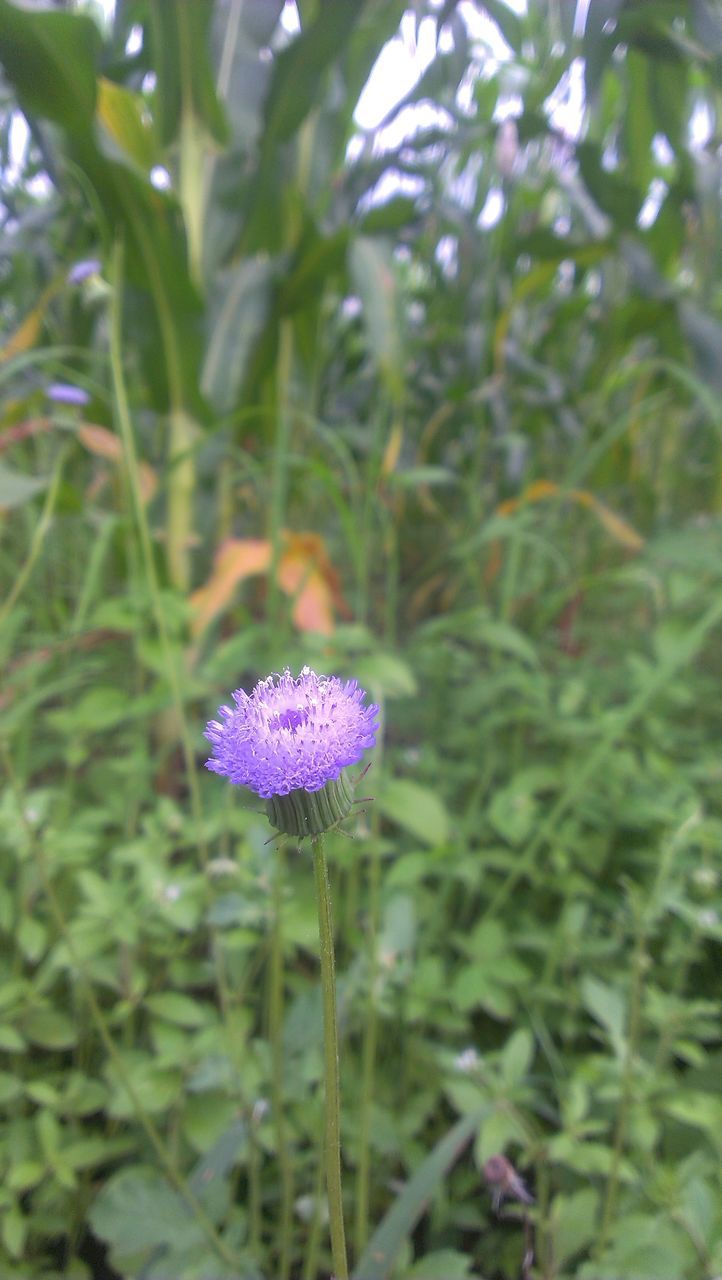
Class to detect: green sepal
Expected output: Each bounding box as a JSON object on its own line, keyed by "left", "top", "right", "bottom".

{"left": 266, "top": 770, "right": 355, "bottom": 837}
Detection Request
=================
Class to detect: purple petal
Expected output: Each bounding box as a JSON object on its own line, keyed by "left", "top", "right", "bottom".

{"left": 67, "top": 258, "right": 101, "bottom": 284}
{"left": 204, "top": 665, "right": 379, "bottom": 798}
{"left": 47, "top": 383, "right": 90, "bottom": 406}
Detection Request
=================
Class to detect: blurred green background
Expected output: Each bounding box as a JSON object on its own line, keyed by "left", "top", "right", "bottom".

{"left": 1, "top": 1, "right": 722, "bottom": 1277}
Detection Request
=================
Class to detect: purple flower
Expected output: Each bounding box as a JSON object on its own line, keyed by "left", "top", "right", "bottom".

{"left": 205, "top": 666, "right": 379, "bottom": 800}
{"left": 47, "top": 382, "right": 90, "bottom": 406}
{"left": 67, "top": 258, "right": 101, "bottom": 284}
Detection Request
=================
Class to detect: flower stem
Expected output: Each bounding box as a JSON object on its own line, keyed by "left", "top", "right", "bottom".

{"left": 270, "top": 845, "right": 294, "bottom": 1280}
{"left": 311, "top": 837, "right": 349, "bottom": 1280}
{"left": 354, "top": 839, "right": 380, "bottom": 1256}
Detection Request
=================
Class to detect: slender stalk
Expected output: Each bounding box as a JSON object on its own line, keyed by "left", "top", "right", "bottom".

{"left": 110, "top": 243, "right": 247, "bottom": 1108}
{"left": 354, "top": 704, "right": 384, "bottom": 1255}
{"left": 311, "top": 837, "right": 349, "bottom": 1280}
{"left": 302, "top": 1134, "right": 326, "bottom": 1280}
{"left": 353, "top": 900, "right": 378, "bottom": 1256}
{"left": 596, "top": 914, "right": 647, "bottom": 1256}
{"left": 269, "top": 845, "right": 294, "bottom": 1280}
{"left": 248, "top": 1114, "right": 262, "bottom": 1261}
{"left": 167, "top": 407, "right": 196, "bottom": 592}
{"left": 0, "top": 444, "right": 67, "bottom": 630}
{"left": 267, "top": 318, "right": 294, "bottom": 629}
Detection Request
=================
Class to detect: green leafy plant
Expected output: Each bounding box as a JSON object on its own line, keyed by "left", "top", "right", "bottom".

{"left": 1, "top": 1, "right": 721, "bottom": 1277}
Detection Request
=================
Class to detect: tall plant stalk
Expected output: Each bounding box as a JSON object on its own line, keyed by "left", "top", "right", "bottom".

{"left": 311, "top": 837, "right": 349, "bottom": 1280}
{"left": 269, "top": 845, "right": 294, "bottom": 1280}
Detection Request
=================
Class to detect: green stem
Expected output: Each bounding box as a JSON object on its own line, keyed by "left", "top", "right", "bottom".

{"left": 269, "top": 846, "right": 294, "bottom": 1280}
{"left": 596, "top": 918, "right": 646, "bottom": 1256}
{"left": 311, "top": 837, "right": 349, "bottom": 1280}
{"left": 302, "top": 1134, "right": 326, "bottom": 1280}
{"left": 354, "top": 945, "right": 378, "bottom": 1257}
{"left": 354, "top": 839, "right": 381, "bottom": 1257}
{"left": 167, "top": 408, "right": 196, "bottom": 593}
{"left": 248, "top": 1114, "right": 262, "bottom": 1261}
{"left": 267, "top": 318, "right": 294, "bottom": 629}
{"left": 0, "top": 444, "right": 67, "bottom": 631}
{"left": 355, "top": 700, "right": 384, "bottom": 1255}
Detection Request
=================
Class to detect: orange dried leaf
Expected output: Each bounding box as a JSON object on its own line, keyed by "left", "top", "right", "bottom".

{"left": 278, "top": 532, "right": 347, "bottom": 636}
{"left": 191, "top": 531, "right": 348, "bottom": 638}
{"left": 381, "top": 422, "right": 403, "bottom": 476}
{"left": 0, "top": 280, "right": 62, "bottom": 364}
{"left": 78, "top": 423, "right": 121, "bottom": 462}
{"left": 489, "top": 479, "right": 642, "bottom": 582}
{"left": 572, "top": 491, "right": 644, "bottom": 551}
{"left": 190, "top": 538, "right": 271, "bottom": 637}
{"left": 78, "top": 423, "right": 157, "bottom": 504}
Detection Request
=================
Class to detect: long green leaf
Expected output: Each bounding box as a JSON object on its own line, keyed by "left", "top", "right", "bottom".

{"left": 352, "top": 1112, "right": 482, "bottom": 1280}
{"left": 0, "top": 0, "right": 100, "bottom": 132}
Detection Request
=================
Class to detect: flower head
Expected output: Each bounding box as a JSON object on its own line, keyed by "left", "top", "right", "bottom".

{"left": 47, "top": 382, "right": 90, "bottom": 407}
{"left": 204, "top": 666, "right": 379, "bottom": 801}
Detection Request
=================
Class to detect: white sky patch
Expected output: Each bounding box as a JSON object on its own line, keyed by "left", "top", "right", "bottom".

{"left": 6, "top": 114, "right": 29, "bottom": 186}
{"left": 356, "top": 169, "right": 426, "bottom": 214}
{"left": 690, "top": 100, "right": 713, "bottom": 150}
{"left": 478, "top": 187, "right": 505, "bottom": 228}
{"left": 281, "top": 1, "right": 301, "bottom": 35}
{"left": 459, "top": 0, "right": 517, "bottom": 64}
{"left": 150, "top": 165, "right": 171, "bottom": 190}
{"left": 435, "top": 233, "right": 458, "bottom": 276}
{"left": 545, "top": 57, "right": 586, "bottom": 140}
{"left": 125, "top": 23, "right": 142, "bottom": 55}
{"left": 638, "top": 177, "right": 667, "bottom": 229}
{"left": 653, "top": 133, "right": 674, "bottom": 166}
{"left": 573, "top": 0, "right": 592, "bottom": 37}
{"left": 355, "top": 14, "right": 438, "bottom": 130}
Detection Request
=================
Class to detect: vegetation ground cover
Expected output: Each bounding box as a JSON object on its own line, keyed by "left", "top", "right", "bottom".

{"left": 1, "top": 2, "right": 722, "bottom": 1277}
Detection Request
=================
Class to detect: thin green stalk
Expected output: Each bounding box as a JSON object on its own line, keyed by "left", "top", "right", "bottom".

{"left": 0, "top": 444, "right": 67, "bottom": 630}
{"left": 248, "top": 1112, "right": 263, "bottom": 1261}
{"left": 167, "top": 408, "right": 196, "bottom": 593}
{"left": 109, "top": 242, "right": 200, "bottom": 823}
{"left": 596, "top": 916, "right": 647, "bottom": 1257}
{"left": 269, "top": 845, "right": 294, "bottom": 1280}
{"left": 302, "top": 1136, "right": 326, "bottom": 1280}
{"left": 267, "top": 319, "right": 294, "bottom": 629}
{"left": 354, "top": 704, "right": 385, "bottom": 1257}
{"left": 312, "top": 837, "right": 349, "bottom": 1280}
{"left": 353, "top": 861, "right": 379, "bottom": 1257}
{"left": 109, "top": 179, "right": 192, "bottom": 588}
{"left": 109, "top": 242, "right": 247, "bottom": 1098}
{"left": 356, "top": 407, "right": 391, "bottom": 625}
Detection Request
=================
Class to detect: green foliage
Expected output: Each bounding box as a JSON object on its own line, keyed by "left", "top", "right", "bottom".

{"left": 1, "top": 0, "right": 722, "bottom": 1278}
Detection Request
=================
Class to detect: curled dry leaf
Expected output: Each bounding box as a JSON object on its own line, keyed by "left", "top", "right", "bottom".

{"left": 190, "top": 532, "right": 348, "bottom": 638}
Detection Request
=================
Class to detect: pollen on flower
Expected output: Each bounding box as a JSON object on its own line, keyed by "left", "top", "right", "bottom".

{"left": 204, "top": 666, "right": 379, "bottom": 801}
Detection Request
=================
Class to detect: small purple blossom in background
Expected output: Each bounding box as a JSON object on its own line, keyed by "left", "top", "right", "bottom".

{"left": 67, "top": 258, "right": 101, "bottom": 284}
{"left": 205, "top": 666, "right": 379, "bottom": 799}
{"left": 47, "top": 382, "right": 90, "bottom": 407}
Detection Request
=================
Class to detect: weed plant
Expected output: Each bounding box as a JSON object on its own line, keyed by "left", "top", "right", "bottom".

{"left": 1, "top": 2, "right": 722, "bottom": 1278}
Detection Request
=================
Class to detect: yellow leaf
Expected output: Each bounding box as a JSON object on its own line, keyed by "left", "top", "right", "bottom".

{"left": 96, "top": 77, "right": 158, "bottom": 173}
{"left": 78, "top": 423, "right": 157, "bottom": 504}
{"left": 190, "top": 532, "right": 348, "bottom": 638}
{"left": 0, "top": 281, "right": 62, "bottom": 364}
{"left": 381, "top": 421, "right": 403, "bottom": 476}
{"left": 488, "top": 480, "right": 643, "bottom": 581}
{"left": 571, "top": 490, "right": 644, "bottom": 552}
{"left": 278, "top": 533, "right": 338, "bottom": 637}
{"left": 190, "top": 538, "right": 271, "bottom": 637}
